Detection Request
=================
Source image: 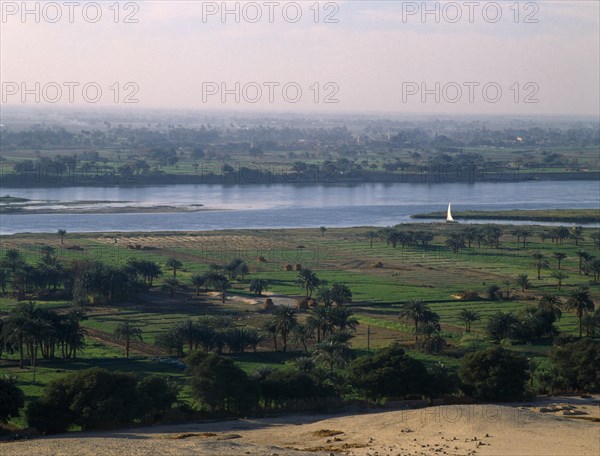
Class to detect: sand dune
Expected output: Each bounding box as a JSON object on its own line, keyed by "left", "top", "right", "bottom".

{"left": 3, "top": 398, "right": 599, "bottom": 456}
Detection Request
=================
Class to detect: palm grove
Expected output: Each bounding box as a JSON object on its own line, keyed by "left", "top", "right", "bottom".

{"left": 1, "top": 223, "right": 599, "bottom": 432}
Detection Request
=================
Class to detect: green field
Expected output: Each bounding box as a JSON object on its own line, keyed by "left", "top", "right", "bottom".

{"left": 1, "top": 223, "right": 599, "bottom": 425}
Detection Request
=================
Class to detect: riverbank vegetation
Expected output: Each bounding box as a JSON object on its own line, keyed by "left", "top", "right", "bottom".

{"left": 1, "top": 119, "right": 598, "bottom": 187}
{"left": 1, "top": 222, "right": 599, "bottom": 433}
{"left": 412, "top": 208, "right": 600, "bottom": 224}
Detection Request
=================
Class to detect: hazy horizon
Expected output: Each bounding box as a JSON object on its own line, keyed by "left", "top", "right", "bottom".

{"left": 1, "top": 1, "right": 599, "bottom": 116}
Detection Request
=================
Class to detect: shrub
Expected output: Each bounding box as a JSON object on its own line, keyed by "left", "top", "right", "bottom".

{"left": 0, "top": 376, "right": 25, "bottom": 423}
{"left": 486, "top": 284, "right": 501, "bottom": 300}
{"left": 136, "top": 376, "right": 179, "bottom": 423}
{"left": 66, "top": 368, "right": 140, "bottom": 429}
{"left": 459, "top": 346, "right": 529, "bottom": 401}
{"left": 186, "top": 352, "right": 258, "bottom": 415}
{"left": 346, "top": 343, "right": 431, "bottom": 402}
{"left": 259, "top": 369, "right": 324, "bottom": 409}
{"left": 26, "top": 380, "right": 73, "bottom": 434}
{"left": 549, "top": 339, "right": 600, "bottom": 392}
{"left": 26, "top": 368, "right": 177, "bottom": 434}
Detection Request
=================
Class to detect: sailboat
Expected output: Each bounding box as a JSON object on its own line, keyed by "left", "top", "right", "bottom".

{"left": 446, "top": 203, "right": 457, "bottom": 223}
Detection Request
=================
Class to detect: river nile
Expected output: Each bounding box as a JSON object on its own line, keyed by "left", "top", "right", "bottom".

{"left": 1, "top": 181, "right": 598, "bottom": 234}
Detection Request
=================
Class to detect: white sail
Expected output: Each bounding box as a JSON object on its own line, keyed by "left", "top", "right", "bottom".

{"left": 446, "top": 203, "right": 455, "bottom": 222}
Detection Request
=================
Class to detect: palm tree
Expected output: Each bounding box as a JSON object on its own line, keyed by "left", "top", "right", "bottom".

{"left": 458, "top": 309, "right": 480, "bottom": 332}
{"left": 550, "top": 270, "right": 568, "bottom": 290}
{"left": 211, "top": 275, "right": 231, "bottom": 303}
{"left": 249, "top": 278, "right": 268, "bottom": 296}
{"left": 366, "top": 230, "right": 378, "bottom": 248}
{"left": 591, "top": 258, "right": 600, "bottom": 282}
{"left": 306, "top": 305, "right": 336, "bottom": 342}
{"left": 486, "top": 311, "right": 518, "bottom": 342}
{"left": 330, "top": 283, "right": 352, "bottom": 306}
{"left": 538, "top": 294, "right": 563, "bottom": 320}
{"left": 291, "top": 323, "right": 313, "bottom": 352}
{"left": 398, "top": 299, "right": 429, "bottom": 346}
{"left": 464, "top": 227, "right": 480, "bottom": 249}
{"left": 554, "top": 226, "right": 570, "bottom": 245}
{"left": 553, "top": 252, "right": 567, "bottom": 270}
{"left": 483, "top": 225, "right": 502, "bottom": 249}
{"left": 273, "top": 306, "right": 297, "bottom": 352}
{"left": 566, "top": 286, "right": 595, "bottom": 338}
{"left": 0, "top": 269, "right": 8, "bottom": 294}
{"left": 165, "top": 258, "right": 183, "bottom": 278}
{"left": 2, "top": 302, "right": 37, "bottom": 368}
{"left": 445, "top": 234, "right": 466, "bottom": 254}
{"left": 225, "top": 259, "right": 249, "bottom": 280}
{"left": 57, "top": 229, "right": 67, "bottom": 244}
{"left": 511, "top": 229, "right": 524, "bottom": 245}
{"left": 61, "top": 308, "right": 87, "bottom": 359}
{"left": 262, "top": 318, "right": 278, "bottom": 351}
{"left": 581, "top": 309, "right": 600, "bottom": 337}
{"left": 385, "top": 229, "right": 400, "bottom": 248}
{"left": 531, "top": 252, "right": 549, "bottom": 279}
{"left": 571, "top": 226, "right": 584, "bottom": 246}
{"left": 113, "top": 322, "right": 143, "bottom": 358}
{"left": 420, "top": 322, "right": 445, "bottom": 354}
{"left": 317, "top": 287, "right": 334, "bottom": 306}
{"left": 131, "top": 260, "right": 162, "bottom": 287}
{"left": 296, "top": 268, "right": 322, "bottom": 298}
{"left": 332, "top": 306, "right": 359, "bottom": 332}
{"left": 191, "top": 274, "right": 205, "bottom": 296}
{"left": 520, "top": 229, "right": 533, "bottom": 249}
{"left": 312, "top": 339, "right": 347, "bottom": 371}
{"left": 175, "top": 320, "right": 200, "bottom": 352}
{"left": 516, "top": 273, "right": 530, "bottom": 292}
{"left": 292, "top": 355, "right": 315, "bottom": 372}
{"left": 163, "top": 278, "right": 179, "bottom": 297}
{"left": 576, "top": 250, "right": 590, "bottom": 275}
{"left": 2, "top": 248, "right": 24, "bottom": 279}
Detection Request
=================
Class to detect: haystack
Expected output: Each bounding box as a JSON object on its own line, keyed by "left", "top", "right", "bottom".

{"left": 284, "top": 264, "right": 293, "bottom": 271}
{"left": 454, "top": 290, "right": 479, "bottom": 300}
{"left": 263, "top": 298, "right": 275, "bottom": 310}
{"left": 371, "top": 261, "right": 384, "bottom": 268}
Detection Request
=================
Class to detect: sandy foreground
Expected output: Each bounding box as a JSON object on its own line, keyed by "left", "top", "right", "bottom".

{"left": 2, "top": 397, "right": 599, "bottom": 456}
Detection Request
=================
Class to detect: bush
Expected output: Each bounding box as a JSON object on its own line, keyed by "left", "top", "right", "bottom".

{"left": 26, "top": 368, "right": 178, "bottom": 434}
{"left": 459, "top": 346, "right": 529, "bottom": 401}
{"left": 550, "top": 339, "right": 600, "bottom": 392}
{"left": 137, "top": 376, "right": 179, "bottom": 423}
{"left": 486, "top": 284, "right": 501, "bottom": 300}
{"left": 26, "top": 380, "right": 73, "bottom": 434}
{"left": 26, "top": 398, "right": 72, "bottom": 434}
{"left": 186, "top": 352, "right": 258, "bottom": 415}
{"left": 259, "top": 369, "right": 322, "bottom": 409}
{"left": 65, "top": 368, "right": 140, "bottom": 429}
{"left": 0, "top": 376, "right": 25, "bottom": 423}
{"left": 346, "top": 343, "right": 431, "bottom": 402}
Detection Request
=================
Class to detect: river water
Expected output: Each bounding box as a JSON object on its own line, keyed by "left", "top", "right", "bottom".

{"left": 1, "top": 181, "right": 598, "bottom": 234}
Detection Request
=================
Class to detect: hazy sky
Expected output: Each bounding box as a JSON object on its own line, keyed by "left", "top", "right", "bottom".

{"left": 1, "top": 0, "right": 599, "bottom": 115}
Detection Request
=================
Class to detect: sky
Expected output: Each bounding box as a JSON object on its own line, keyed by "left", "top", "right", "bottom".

{"left": 1, "top": 0, "right": 599, "bottom": 116}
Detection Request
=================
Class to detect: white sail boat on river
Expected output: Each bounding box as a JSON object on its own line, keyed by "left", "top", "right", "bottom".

{"left": 446, "top": 203, "right": 457, "bottom": 223}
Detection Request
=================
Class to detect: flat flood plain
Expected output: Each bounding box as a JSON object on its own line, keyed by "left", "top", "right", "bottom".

{"left": 1, "top": 223, "right": 599, "bottom": 426}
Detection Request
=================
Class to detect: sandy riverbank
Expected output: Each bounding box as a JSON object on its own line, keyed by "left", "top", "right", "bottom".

{"left": 2, "top": 396, "right": 598, "bottom": 456}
